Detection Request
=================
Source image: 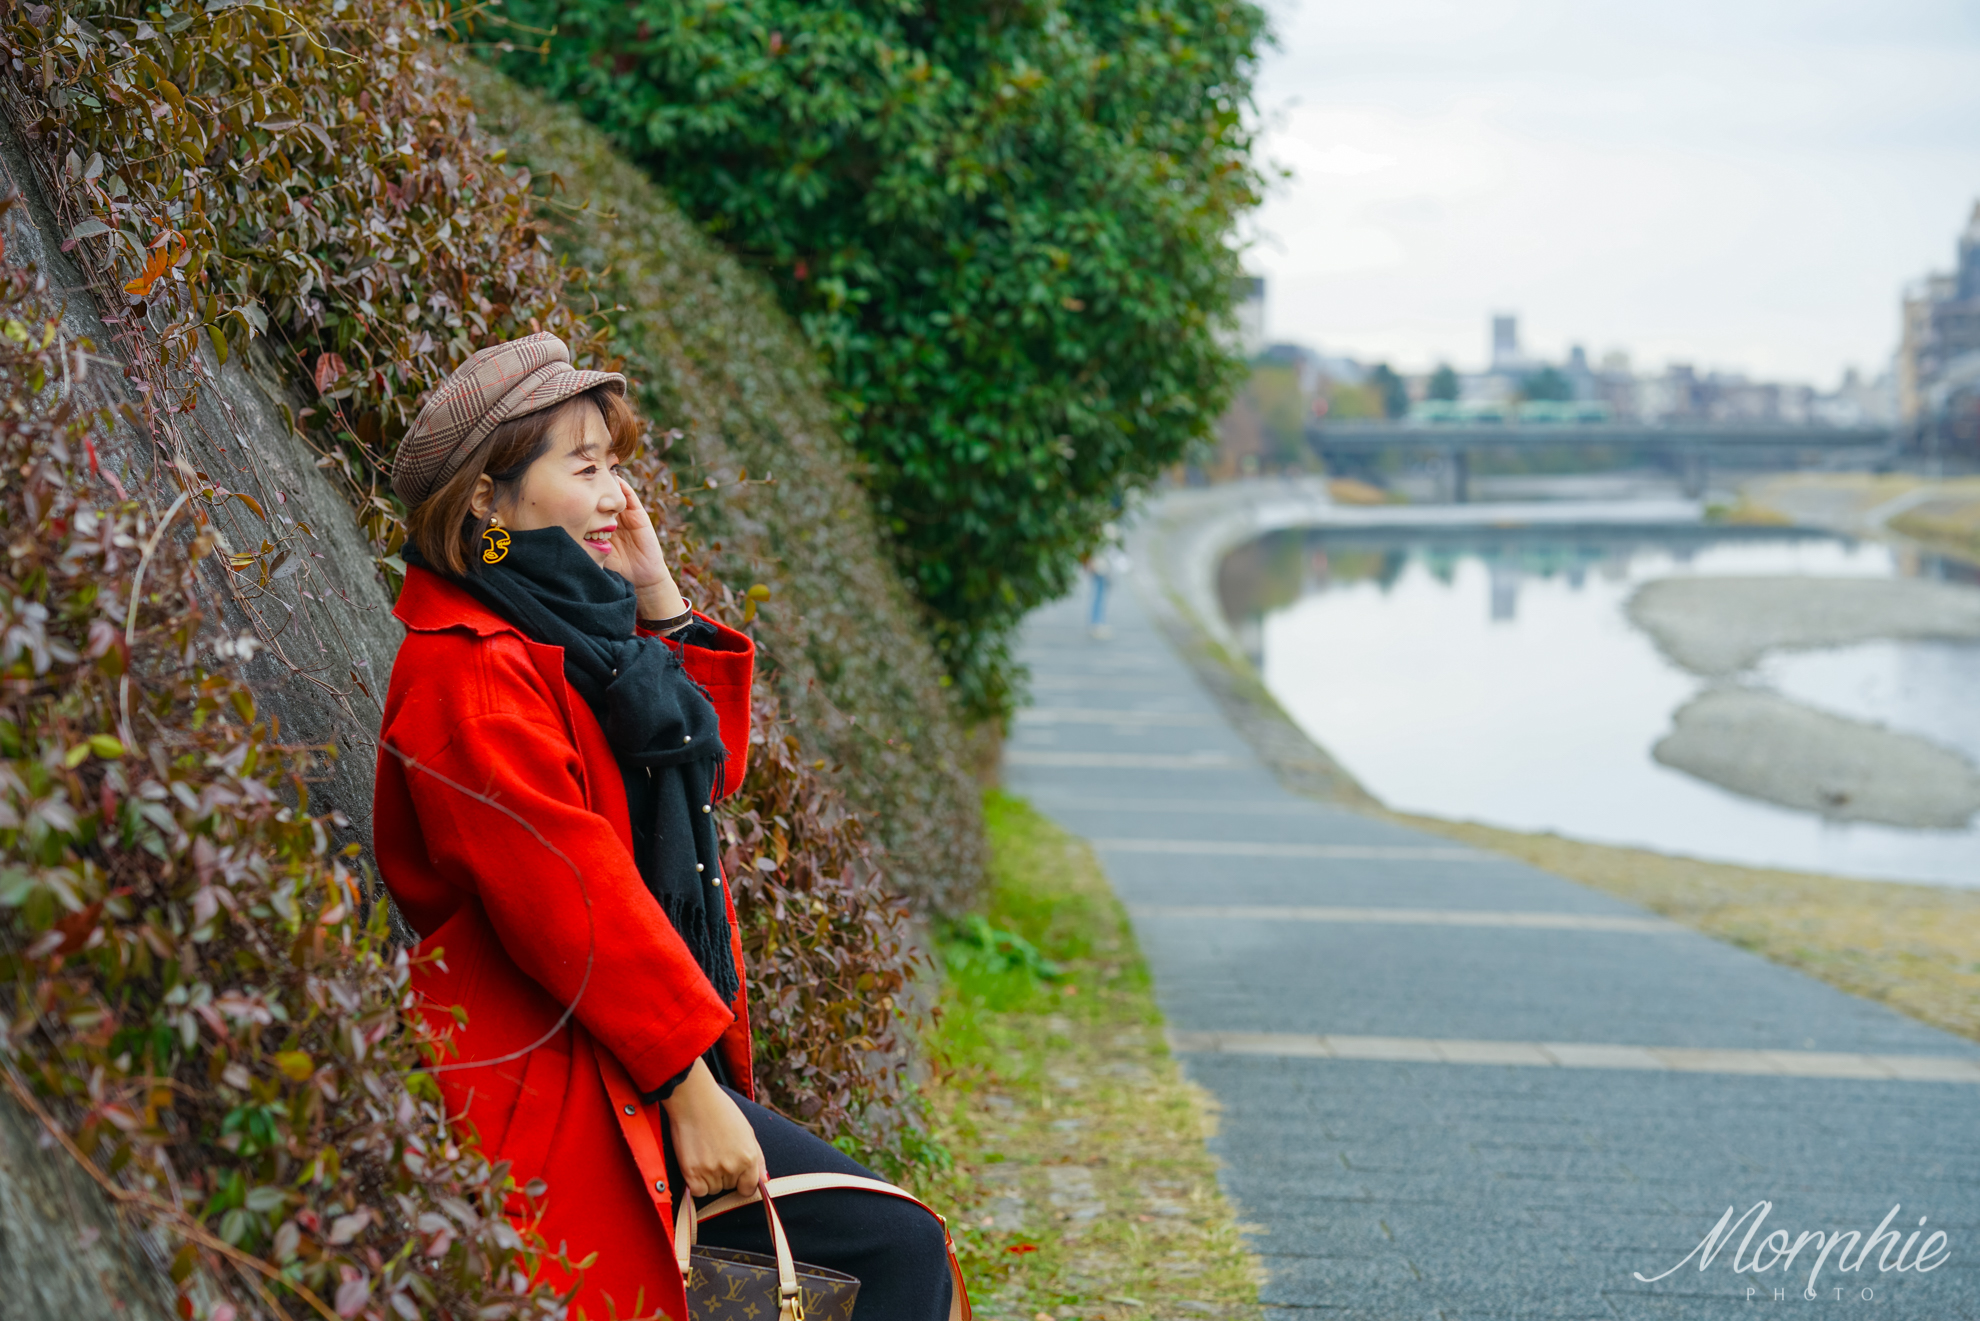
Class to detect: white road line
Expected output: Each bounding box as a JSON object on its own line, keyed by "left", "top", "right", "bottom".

{"left": 1132, "top": 905, "right": 1680, "bottom": 933}
{"left": 1166, "top": 1031, "right": 1980, "bottom": 1083}
{"left": 1094, "top": 838, "right": 1486, "bottom": 861}
{"left": 1041, "top": 796, "right": 1327, "bottom": 816}
{"left": 1014, "top": 707, "right": 1217, "bottom": 726}
{"left": 1004, "top": 750, "right": 1244, "bottom": 770}
{"left": 1028, "top": 675, "right": 1176, "bottom": 690}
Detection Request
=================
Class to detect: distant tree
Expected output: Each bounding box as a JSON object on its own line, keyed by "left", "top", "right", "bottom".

{"left": 1428, "top": 364, "right": 1461, "bottom": 401}
{"left": 1247, "top": 364, "right": 1310, "bottom": 463}
{"left": 1521, "top": 366, "right": 1574, "bottom": 402}
{"left": 1367, "top": 363, "right": 1410, "bottom": 419}
{"left": 1323, "top": 381, "right": 1386, "bottom": 421}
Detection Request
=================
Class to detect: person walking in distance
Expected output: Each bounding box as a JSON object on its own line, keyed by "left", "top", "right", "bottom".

{"left": 1084, "top": 521, "right": 1130, "bottom": 639}
{"left": 374, "top": 333, "right": 960, "bottom": 1320}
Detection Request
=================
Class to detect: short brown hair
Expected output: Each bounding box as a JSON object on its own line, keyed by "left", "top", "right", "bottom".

{"left": 405, "top": 385, "right": 643, "bottom": 576}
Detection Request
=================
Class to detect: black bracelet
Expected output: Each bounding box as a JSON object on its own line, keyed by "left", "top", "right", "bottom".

{"left": 639, "top": 600, "right": 695, "bottom": 634}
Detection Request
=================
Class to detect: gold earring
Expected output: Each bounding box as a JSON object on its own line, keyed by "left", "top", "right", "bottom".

{"left": 481, "top": 524, "right": 510, "bottom": 565}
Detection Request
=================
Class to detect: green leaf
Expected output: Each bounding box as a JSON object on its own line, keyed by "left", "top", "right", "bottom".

{"left": 244, "top": 1184, "right": 289, "bottom": 1213}
{"left": 0, "top": 869, "right": 36, "bottom": 907}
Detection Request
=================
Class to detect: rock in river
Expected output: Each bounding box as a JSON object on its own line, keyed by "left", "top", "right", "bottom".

{"left": 1652, "top": 687, "right": 1980, "bottom": 829}
{"left": 1628, "top": 576, "right": 1980, "bottom": 676}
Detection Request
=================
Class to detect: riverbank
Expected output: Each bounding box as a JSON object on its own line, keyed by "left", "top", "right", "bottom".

{"left": 1136, "top": 479, "right": 1980, "bottom": 1047}
{"left": 1741, "top": 470, "right": 1980, "bottom": 560}
{"left": 911, "top": 793, "right": 1263, "bottom": 1321}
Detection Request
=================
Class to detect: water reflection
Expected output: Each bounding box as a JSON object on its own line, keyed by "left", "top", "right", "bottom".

{"left": 1226, "top": 527, "right": 1980, "bottom": 887}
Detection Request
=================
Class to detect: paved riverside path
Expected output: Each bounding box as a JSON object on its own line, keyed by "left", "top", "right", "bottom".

{"left": 1003, "top": 585, "right": 1980, "bottom": 1320}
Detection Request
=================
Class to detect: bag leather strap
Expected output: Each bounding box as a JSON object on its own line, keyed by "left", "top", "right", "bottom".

{"left": 597, "top": 1052, "right": 968, "bottom": 1321}
{"left": 700, "top": 1174, "right": 972, "bottom": 1321}
{"left": 677, "top": 1177, "right": 803, "bottom": 1319}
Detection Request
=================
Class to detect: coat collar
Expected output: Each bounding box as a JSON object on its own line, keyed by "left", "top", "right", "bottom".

{"left": 394, "top": 564, "right": 525, "bottom": 639}
{"left": 396, "top": 565, "right": 591, "bottom": 738}
{"left": 395, "top": 563, "right": 705, "bottom": 654}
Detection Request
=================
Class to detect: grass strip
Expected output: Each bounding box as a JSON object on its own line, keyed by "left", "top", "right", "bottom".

{"left": 909, "top": 791, "right": 1263, "bottom": 1321}
{"left": 1891, "top": 506, "right": 1980, "bottom": 562}
{"left": 1393, "top": 812, "right": 1980, "bottom": 1044}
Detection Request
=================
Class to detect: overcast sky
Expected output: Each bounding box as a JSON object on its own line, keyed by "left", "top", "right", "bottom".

{"left": 1244, "top": 0, "right": 1980, "bottom": 386}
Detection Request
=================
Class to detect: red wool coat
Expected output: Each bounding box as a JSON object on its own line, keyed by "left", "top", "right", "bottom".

{"left": 374, "top": 566, "right": 756, "bottom": 1321}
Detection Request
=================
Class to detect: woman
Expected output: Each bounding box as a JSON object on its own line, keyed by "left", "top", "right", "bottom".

{"left": 374, "top": 333, "right": 956, "bottom": 1321}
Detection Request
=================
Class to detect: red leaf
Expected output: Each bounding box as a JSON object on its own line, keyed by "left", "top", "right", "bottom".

{"left": 314, "top": 352, "right": 347, "bottom": 394}
{"left": 1005, "top": 1242, "right": 1039, "bottom": 1255}
{"left": 53, "top": 900, "right": 104, "bottom": 956}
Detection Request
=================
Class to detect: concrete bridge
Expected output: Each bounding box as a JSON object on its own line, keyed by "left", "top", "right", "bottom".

{"left": 1307, "top": 422, "right": 1897, "bottom": 501}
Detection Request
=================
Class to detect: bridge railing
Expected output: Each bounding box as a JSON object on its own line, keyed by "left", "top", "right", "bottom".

{"left": 1303, "top": 422, "right": 1900, "bottom": 502}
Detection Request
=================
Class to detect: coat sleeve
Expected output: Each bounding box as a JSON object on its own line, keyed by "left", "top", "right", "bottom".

{"left": 400, "top": 709, "right": 735, "bottom": 1094}
{"left": 669, "top": 614, "right": 754, "bottom": 797}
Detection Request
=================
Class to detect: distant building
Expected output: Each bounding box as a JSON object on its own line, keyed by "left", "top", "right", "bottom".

{"left": 1592, "top": 352, "right": 1640, "bottom": 421}
{"left": 1296, "top": 300, "right": 1881, "bottom": 441}
{"left": 1489, "top": 314, "right": 1532, "bottom": 373}
{"left": 1812, "top": 368, "right": 1898, "bottom": 427}
{"left": 1232, "top": 276, "right": 1267, "bottom": 360}
{"left": 1459, "top": 313, "right": 1870, "bottom": 428}
{"left": 1563, "top": 345, "right": 1600, "bottom": 402}
{"left": 1637, "top": 365, "right": 1686, "bottom": 423}
{"left": 1897, "top": 203, "right": 1980, "bottom": 429}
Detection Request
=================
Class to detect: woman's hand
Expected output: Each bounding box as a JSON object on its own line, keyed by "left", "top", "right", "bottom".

{"left": 604, "top": 476, "right": 688, "bottom": 622}
{"left": 660, "top": 1060, "right": 767, "bottom": 1198}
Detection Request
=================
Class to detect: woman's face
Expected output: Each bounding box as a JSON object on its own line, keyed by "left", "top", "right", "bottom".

{"left": 494, "top": 404, "right": 625, "bottom": 565}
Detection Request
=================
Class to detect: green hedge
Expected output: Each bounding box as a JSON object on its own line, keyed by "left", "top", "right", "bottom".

{"left": 494, "top": 0, "right": 1268, "bottom": 717}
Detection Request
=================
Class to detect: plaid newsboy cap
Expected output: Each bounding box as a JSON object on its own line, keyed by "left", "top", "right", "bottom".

{"left": 392, "top": 332, "right": 626, "bottom": 506}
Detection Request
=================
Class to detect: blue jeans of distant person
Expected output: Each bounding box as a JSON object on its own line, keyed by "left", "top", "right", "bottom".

{"left": 1089, "top": 570, "right": 1110, "bottom": 627}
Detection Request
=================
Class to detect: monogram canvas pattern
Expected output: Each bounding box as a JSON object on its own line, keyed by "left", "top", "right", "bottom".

{"left": 686, "top": 1246, "right": 860, "bottom": 1321}
{"left": 392, "top": 331, "right": 626, "bottom": 505}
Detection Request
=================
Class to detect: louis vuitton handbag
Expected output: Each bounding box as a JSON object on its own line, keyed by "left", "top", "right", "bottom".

{"left": 683, "top": 1175, "right": 972, "bottom": 1321}
{"left": 674, "top": 1176, "right": 858, "bottom": 1321}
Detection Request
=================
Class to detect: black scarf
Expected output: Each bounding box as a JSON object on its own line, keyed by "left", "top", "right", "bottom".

{"left": 405, "top": 528, "right": 738, "bottom": 1005}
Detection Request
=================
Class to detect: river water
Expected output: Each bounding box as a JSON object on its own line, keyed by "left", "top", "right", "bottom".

{"left": 1222, "top": 523, "right": 1980, "bottom": 887}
